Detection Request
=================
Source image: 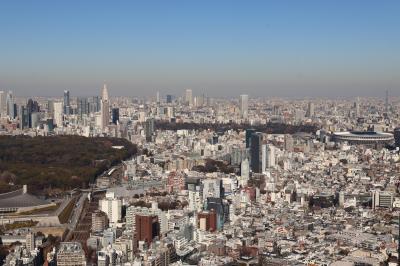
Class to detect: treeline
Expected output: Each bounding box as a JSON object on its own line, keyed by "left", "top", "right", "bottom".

{"left": 155, "top": 121, "right": 318, "bottom": 134}
{"left": 0, "top": 135, "right": 138, "bottom": 194}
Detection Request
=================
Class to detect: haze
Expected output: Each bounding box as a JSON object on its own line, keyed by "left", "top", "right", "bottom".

{"left": 0, "top": 1, "right": 399, "bottom": 97}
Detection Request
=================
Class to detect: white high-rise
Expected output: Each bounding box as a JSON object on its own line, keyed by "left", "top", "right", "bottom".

{"left": 99, "top": 192, "right": 121, "bottom": 224}
{"left": 0, "top": 91, "right": 5, "bottom": 116}
{"left": 266, "top": 144, "right": 276, "bottom": 168}
{"left": 240, "top": 159, "right": 250, "bottom": 187}
{"left": 185, "top": 89, "right": 193, "bottom": 106}
{"left": 6, "top": 91, "right": 15, "bottom": 118}
{"left": 53, "top": 102, "right": 63, "bottom": 127}
{"left": 100, "top": 83, "right": 110, "bottom": 130}
{"left": 239, "top": 94, "right": 248, "bottom": 118}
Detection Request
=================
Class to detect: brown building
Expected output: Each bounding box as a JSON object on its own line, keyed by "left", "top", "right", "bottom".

{"left": 198, "top": 209, "right": 217, "bottom": 232}
{"left": 135, "top": 214, "right": 160, "bottom": 247}
{"left": 91, "top": 210, "right": 109, "bottom": 233}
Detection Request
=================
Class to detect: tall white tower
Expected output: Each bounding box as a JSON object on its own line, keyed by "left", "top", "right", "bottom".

{"left": 53, "top": 102, "right": 64, "bottom": 127}
{"left": 100, "top": 83, "right": 110, "bottom": 130}
{"left": 239, "top": 94, "right": 248, "bottom": 118}
{"left": 185, "top": 89, "right": 193, "bottom": 106}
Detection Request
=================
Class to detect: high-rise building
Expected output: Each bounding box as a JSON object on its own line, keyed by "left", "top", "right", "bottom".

{"left": 156, "top": 91, "right": 160, "bottom": 104}
{"left": 0, "top": 91, "right": 6, "bottom": 116}
{"left": 100, "top": 83, "right": 110, "bottom": 130}
{"left": 245, "top": 128, "right": 256, "bottom": 148}
{"left": 63, "top": 90, "right": 71, "bottom": 114}
{"left": 250, "top": 132, "right": 263, "bottom": 173}
{"left": 135, "top": 214, "right": 160, "bottom": 247}
{"left": 99, "top": 192, "right": 121, "bottom": 224}
{"left": 284, "top": 134, "right": 294, "bottom": 152}
{"left": 25, "top": 232, "right": 35, "bottom": 251}
{"left": 91, "top": 210, "right": 109, "bottom": 233}
{"left": 385, "top": 89, "right": 389, "bottom": 113}
{"left": 184, "top": 89, "right": 193, "bottom": 106}
{"left": 202, "top": 179, "right": 223, "bottom": 201}
{"left": 88, "top": 96, "right": 101, "bottom": 113}
{"left": 240, "top": 159, "right": 250, "bottom": 187}
{"left": 306, "top": 102, "right": 315, "bottom": 118}
{"left": 19, "top": 106, "right": 30, "bottom": 129}
{"left": 197, "top": 210, "right": 217, "bottom": 232}
{"left": 354, "top": 97, "right": 360, "bottom": 118}
{"left": 31, "top": 112, "right": 40, "bottom": 128}
{"left": 77, "top": 97, "right": 89, "bottom": 117}
{"left": 239, "top": 94, "right": 248, "bottom": 118}
{"left": 265, "top": 144, "right": 276, "bottom": 169}
{"left": 111, "top": 108, "right": 119, "bottom": 125}
{"left": 394, "top": 128, "right": 400, "bottom": 147}
{"left": 145, "top": 118, "right": 155, "bottom": 142}
{"left": 53, "top": 102, "right": 63, "bottom": 127}
{"left": 166, "top": 94, "right": 173, "bottom": 104}
{"left": 56, "top": 242, "right": 86, "bottom": 266}
{"left": 6, "top": 91, "right": 15, "bottom": 119}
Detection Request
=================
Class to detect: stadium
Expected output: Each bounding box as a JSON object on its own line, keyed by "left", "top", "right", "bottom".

{"left": 331, "top": 131, "right": 394, "bottom": 147}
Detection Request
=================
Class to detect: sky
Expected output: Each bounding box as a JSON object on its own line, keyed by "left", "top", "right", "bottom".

{"left": 0, "top": 1, "right": 399, "bottom": 98}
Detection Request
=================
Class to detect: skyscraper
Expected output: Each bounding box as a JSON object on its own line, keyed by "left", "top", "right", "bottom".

{"left": 63, "top": 90, "right": 71, "bottom": 114}
{"left": 166, "top": 94, "right": 173, "bottom": 104}
{"left": 100, "top": 83, "right": 110, "bottom": 130}
{"left": 250, "top": 132, "right": 263, "bottom": 173}
{"left": 385, "top": 89, "right": 389, "bottom": 113}
{"left": 354, "top": 97, "right": 360, "bottom": 118}
{"left": 239, "top": 94, "right": 248, "bottom": 118}
{"left": 6, "top": 91, "right": 15, "bottom": 119}
{"left": 245, "top": 128, "right": 256, "bottom": 148}
{"left": 77, "top": 97, "right": 89, "bottom": 117}
{"left": 0, "top": 91, "right": 5, "bottom": 116}
{"left": 135, "top": 214, "right": 160, "bottom": 247}
{"left": 145, "top": 118, "right": 155, "bottom": 142}
{"left": 185, "top": 89, "right": 193, "bottom": 106}
{"left": 306, "top": 102, "right": 315, "bottom": 118}
{"left": 112, "top": 108, "right": 119, "bottom": 125}
{"left": 53, "top": 102, "right": 63, "bottom": 127}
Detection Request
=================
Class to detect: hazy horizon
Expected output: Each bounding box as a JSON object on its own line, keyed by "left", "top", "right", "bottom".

{"left": 1, "top": 1, "right": 399, "bottom": 97}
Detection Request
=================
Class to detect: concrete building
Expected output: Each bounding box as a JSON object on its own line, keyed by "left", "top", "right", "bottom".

{"left": 99, "top": 192, "right": 122, "bottom": 224}
{"left": 56, "top": 242, "right": 86, "bottom": 266}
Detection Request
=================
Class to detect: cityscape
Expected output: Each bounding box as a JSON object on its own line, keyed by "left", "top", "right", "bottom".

{"left": 1, "top": 1, "right": 400, "bottom": 266}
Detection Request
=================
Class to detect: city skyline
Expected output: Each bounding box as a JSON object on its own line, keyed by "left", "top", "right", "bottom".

{"left": 1, "top": 1, "right": 399, "bottom": 97}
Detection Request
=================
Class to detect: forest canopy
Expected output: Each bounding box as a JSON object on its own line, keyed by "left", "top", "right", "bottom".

{"left": 0, "top": 135, "right": 138, "bottom": 194}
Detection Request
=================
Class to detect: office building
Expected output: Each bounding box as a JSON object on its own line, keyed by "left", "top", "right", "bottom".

{"left": 63, "top": 90, "right": 71, "bottom": 114}
{"left": 198, "top": 210, "right": 217, "bottom": 232}
{"left": 266, "top": 144, "right": 276, "bottom": 168}
{"left": 202, "top": 178, "right": 223, "bottom": 201}
{"left": 394, "top": 128, "right": 400, "bottom": 147}
{"left": 239, "top": 94, "right": 248, "bottom": 119}
{"left": 111, "top": 108, "right": 119, "bottom": 125}
{"left": 135, "top": 214, "right": 160, "bottom": 247}
{"left": 99, "top": 192, "right": 122, "bottom": 224}
{"left": 53, "top": 102, "right": 64, "bottom": 127}
{"left": 92, "top": 210, "right": 109, "bottom": 233}
{"left": 250, "top": 132, "right": 263, "bottom": 173}
{"left": 100, "top": 84, "right": 110, "bottom": 130}
{"left": 25, "top": 232, "right": 35, "bottom": 251}
{"left": 6, "top": 91, "right": 15, "bottom": 119}
{"left": 245, "top": 128, "right": 256, "bottom": 148}
{"left": 184, "top": 89, "right": 193, "bottom": 106}
{"left": 145, "top": 118, "right": 155, "bottom": 142}
{"left": 166, "top": 94, "right": 173, "bottom": 103}
{"left": 56, "top": 242, "right": 86, "bottom": 266}
{"left": 77, "top": 97, "right": 89, "bottom": 117}
{"left": 0, "top": 90, "right": 5, "bottom": 115}
{"left": 306, "top": 102, "right": 315, "bottom": 118}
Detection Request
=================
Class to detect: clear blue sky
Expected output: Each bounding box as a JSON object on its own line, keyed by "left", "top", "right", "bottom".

{"left": 0, "top": 1, "right": 399, "bottom": 97}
